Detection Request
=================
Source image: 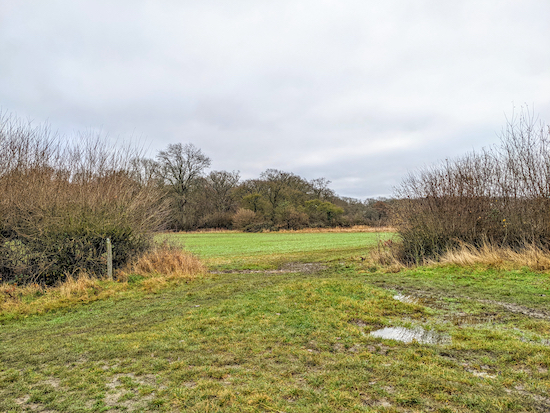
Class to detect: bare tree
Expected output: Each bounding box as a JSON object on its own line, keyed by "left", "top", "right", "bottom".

{"left": 206, "top": 170, "right": 240, "bottom": 213}
{"left": 156, "top": 143, "right": 211, "bottom": 229}
{"left": 129, "top": 157, "right": 160, "bottom": 186}
{"left": 309, "top": 177, "right": 335, "bottom": 200}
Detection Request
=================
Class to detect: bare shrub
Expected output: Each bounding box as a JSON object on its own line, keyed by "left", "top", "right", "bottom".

{"left": 0, "top": 271, "right": 111, "bottom": 315}
{"left": 275, "top": 204, "right": 309, "bottom": 230}
{"left": 394, "top": 107, "right": 550, "bottom": 263}
{"left": 0, "top": 113, "right": 167, "bottom": 285}
{"left": 199, "top": 212, "right": 234, "bottom": 229}
{"left": 232, "top": 208, "right": 258, "bottom": 231}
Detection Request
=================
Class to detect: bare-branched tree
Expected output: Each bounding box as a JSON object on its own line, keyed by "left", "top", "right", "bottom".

{"left": 156, "top": 143, "right": 211, "bottom": 230}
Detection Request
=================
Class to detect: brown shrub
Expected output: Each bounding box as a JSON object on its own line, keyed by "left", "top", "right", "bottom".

{"left": 393, "top": 107, "right": 550, "bottom": 262}
{"left": 199, "top": 211, "right": 234, "bottom": 229}
{"left": 275, "top": 206, "right": 309, "bottom": 230}
{"left": 232, "top": 208, "right": 258, "bottom": 231}
{"left": 0, "top": 113, "right": 168, "bottom": 285}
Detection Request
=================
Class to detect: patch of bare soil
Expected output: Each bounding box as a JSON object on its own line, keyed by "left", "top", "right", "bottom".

{"left": 382, "top": 285, "right": 550, "bottom": 321}
{"left": 505, "top": 386, "right": 550, "bottom": 412}
{"left": 279, "top": 262, "right": 325, "bottom": 273}
{"left": 477, "top": 299, "right": 550, "bottom": 320}
{"left": 211, "top": 262, "right": 326, "bottom": 275}
{"left": 14, "top": 378, "right": 64, "bottom": 412}
{"left": 103, "top": 373, "right": 158, "bottom": 412}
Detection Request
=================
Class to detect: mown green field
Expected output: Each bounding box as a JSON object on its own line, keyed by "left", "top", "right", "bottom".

{"left": 158, "top": 231, "right": 393, "bottom": 270}
{"left": 1, "top": 231, "right": 549, "bottom": 412}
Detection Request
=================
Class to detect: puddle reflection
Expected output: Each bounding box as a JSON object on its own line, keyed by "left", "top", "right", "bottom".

{"left": 370, "top": 326, "right": 450, "bottom": 344}
{"left": 393, "top": 294, "right": 419, "bottom": 304}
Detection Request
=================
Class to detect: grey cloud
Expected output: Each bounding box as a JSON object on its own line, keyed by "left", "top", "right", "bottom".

{"left": 1, "top": 0, "right": 549, "bottom": 198}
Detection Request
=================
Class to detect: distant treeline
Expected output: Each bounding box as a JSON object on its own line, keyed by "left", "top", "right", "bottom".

{"left": 132, "top": 143, "right": 392, "bottom": 232}
{"left": 0, "top": 113, "right": 389, "bottom": 285}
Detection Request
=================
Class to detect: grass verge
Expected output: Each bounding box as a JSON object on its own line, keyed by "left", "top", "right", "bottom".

{"left": 0, "top": 246, "right": 206, "bottom": 320}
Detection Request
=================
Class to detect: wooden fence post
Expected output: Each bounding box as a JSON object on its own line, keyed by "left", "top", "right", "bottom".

{"left": 106, "top": 238, "right": 113, "bottom": 280}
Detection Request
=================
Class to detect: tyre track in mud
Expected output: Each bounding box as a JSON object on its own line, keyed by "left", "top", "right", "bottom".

{"left": 376, "top": 283, "right": 550, "bottom": 321}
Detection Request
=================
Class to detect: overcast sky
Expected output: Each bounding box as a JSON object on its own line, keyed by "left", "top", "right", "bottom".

{"left": 1, "top": 1, "right": 549, "bottom": 198}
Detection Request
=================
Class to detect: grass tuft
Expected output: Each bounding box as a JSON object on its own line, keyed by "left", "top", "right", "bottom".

{"left": 436, "top": 241, "right": 550, "bottom": 270}
{"left": 0, "top": 245, "right": 206, "bottom": 318}
{"left": 58, "top": 272, "right": 102, "bottom": 299}
{"left": 119, "top": 244, "right": 206, "bottom": 281}
{"left": 369, "top": 240, "right": 407, "bottom": 273}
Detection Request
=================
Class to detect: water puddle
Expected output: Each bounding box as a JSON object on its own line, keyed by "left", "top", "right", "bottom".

{"left": 370, "top": 326, "right": 450, "bottom": 344}
{"left": 393, "top": 294, "right": 419, "bottom": 304}
{"left": 519, "top": 336, "right": 550, "bottom": 346}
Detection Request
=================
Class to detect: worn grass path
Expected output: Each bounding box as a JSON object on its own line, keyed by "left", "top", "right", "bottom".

{"left": 1, "top": 231, "right": 549, "bottom": 412}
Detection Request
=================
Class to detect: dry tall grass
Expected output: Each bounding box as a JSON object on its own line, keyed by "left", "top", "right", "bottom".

{"left": 0, "top": 246, "right": 207, "bottom": 316}
{"left": 277, "top": 225, "right": 395, "bottom": 234}
{"left": 182, "top": 225, "right": 395, "bottom": 234}
{"left": 58, "top": 272, "right": 103, "bottom": 299}
{"left": 120, "top": 244, "right": 206, "bottom": 281}
{"left": 436, "top": 241, "right": 550, "bottom": 271}
{"left": 0, "top": 272, "right": 112, "bottom": 315}
{"left": 370, "top": 238, "right": 550, "bottom": 272}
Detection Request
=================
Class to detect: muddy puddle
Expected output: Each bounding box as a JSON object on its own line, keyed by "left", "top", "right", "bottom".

{"left": 391, "top": 292, "right": 439, "bottom": 308}
{"left": 370, "top": 326, "right": 450, "bottom": 344}
{"left": 210, "top": 262, "right": 325, "bottom": 275}
{"left": 393, "top": 294, "right": 419, "bottom": 304}
{"left": 449, "top": 312, "right": 500, "bottom": 325}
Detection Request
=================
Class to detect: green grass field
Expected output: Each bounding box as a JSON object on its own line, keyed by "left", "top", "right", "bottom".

{"left": 1, "top": 231, "right": 549, "bottom": 412}
{"left": 158, "top": 231, "right": 393, "bottom": 270}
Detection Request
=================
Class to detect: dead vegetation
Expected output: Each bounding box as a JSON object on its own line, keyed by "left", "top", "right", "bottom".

{"left": 0, "top": 112, "right": 167, "bottom": 286}
{"left": 275, "top": 225, "right": 395, "bottom": 233}
{"left": 436, "top": 240, "right": 550, "bottom": 271}
{"left": 371, "top": 237, "right": 550, "bottom": 273}
{"left": 118, "top": 244, "right": 206, "bottom": 281}
{"left": 0, "top": 245, "right": 206, "bottom": 317}
{"left": 393, "top": 107, "right": 550, "bottom": 263}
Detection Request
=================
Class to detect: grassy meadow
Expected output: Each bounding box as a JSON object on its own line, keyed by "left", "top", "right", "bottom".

{"left": 158, "top": 230, "right": 394, "bottom": 270}
{"left": 1, "top": 230, "right": 549, "bottom": 412}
